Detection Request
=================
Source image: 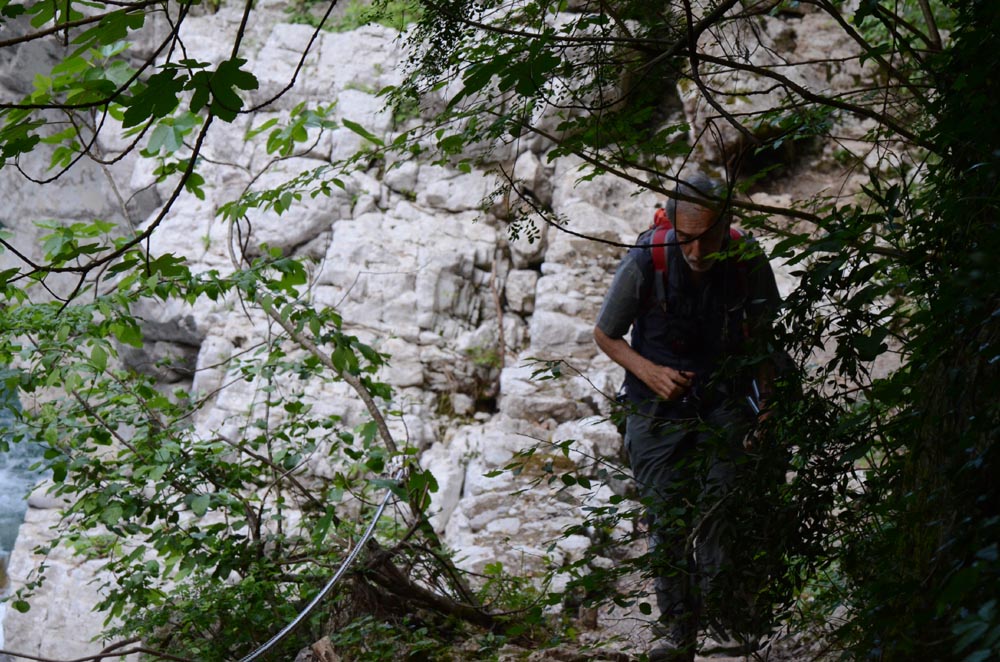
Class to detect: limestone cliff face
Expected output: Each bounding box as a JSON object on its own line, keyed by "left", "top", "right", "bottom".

{"left": 1, "top": 3, "right": 854, "bottom": 657}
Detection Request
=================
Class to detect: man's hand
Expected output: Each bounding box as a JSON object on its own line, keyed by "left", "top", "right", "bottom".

{"left": 744, "top": 407, "right": 773, "bottom": 450}
{"left": 593, "top": 327, "right": 695, "bottom": 402}
{"left": 640, "top": 364, "right": 694, "bottom": 401}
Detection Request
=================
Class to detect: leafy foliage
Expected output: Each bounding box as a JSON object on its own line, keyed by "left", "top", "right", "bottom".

{"left": 0, "top": 0, "right": 998, "bottom": 660}
{"left": 287, "top": 0, "right": 423, "bottom": 32}
{"left": 393, "top": 0, "right": 1000, "bottom": 658}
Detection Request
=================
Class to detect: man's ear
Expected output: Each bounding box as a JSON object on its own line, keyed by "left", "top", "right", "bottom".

{"left": 715, "top": 213, "right": 734, "bottom": 246}
{"left": 713, "top": 211, "right": 731, "bottom": 236}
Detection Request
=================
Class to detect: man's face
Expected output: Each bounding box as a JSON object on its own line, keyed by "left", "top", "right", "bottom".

{"left": 674, "top": 205, "right": 727, "bottom": 273}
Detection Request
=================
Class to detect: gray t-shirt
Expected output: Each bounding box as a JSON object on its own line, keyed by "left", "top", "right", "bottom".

{"left": 597, "top": 234, "right": 781, "bottom": 407}
{"left": 597, "top": 244, "right": 780, "bottom": 341}
{"left": 596, "top": 253, "right": 646, "bottom": 340}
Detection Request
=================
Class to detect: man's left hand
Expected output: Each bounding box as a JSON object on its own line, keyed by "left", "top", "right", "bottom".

{"left": 744, "top": 408, "right": 773, "bottom": 451}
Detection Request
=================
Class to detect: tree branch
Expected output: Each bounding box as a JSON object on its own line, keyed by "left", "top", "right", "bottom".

{"left": 915, "top": 0, "right": 943, "bottom": 51}
{"left": 0, "top": 0, "right": 185, "bottom": 111}
{"left": 0, "top": 1, "right": 162, "bottom": 49}
{"left": 689, "top": 50, "right": 937, "bottom": 153}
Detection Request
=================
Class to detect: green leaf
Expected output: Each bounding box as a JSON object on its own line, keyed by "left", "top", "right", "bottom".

{"left": 450, "top": 56, "right": 506, "bottom": 108}
{"left": 955, "top": 621, "right": 990, "bottom": 654}
{"left": 189, "top": 58, "right": 259, "bottom": 122}
{"left": 110, "top": 320, "right": 143, "bottom": 347}
{"left": 185, "top": 171, "right": 206, "bottom": 200}
{"left": 0, "top": 267, "right": 19, "bottom": 287}
{"left": 102, "top": 59, "right": 135, "bottom": 87}
{"left": 274, "top": 258, "right": 306, "bottom": 294}
{"left": 0, "top": 0, "right": 27, "bottom": 19}
{"left": 853, "top": 0, "right": 879, "bottom": 27}
{"left": 101, "top": 503, "right": 123, "bottom": 527}
{"left": 147, "top": 123, "right": 182, "bottom": 154}
{"left": 438, "top": 134, "right": 465, "bottom": 154}
{"left": 247, "top": 117, "right": 279, "bottom": 140}
{"left": 51, "top": 54, "right": 89, "bottom": 77}
{"left": 91, "top": 344, "right": 107, "bottom": 372}
{"left": 341, "top": 118, "right": 383, "bottom": 146}
{"left": 190, "top": 494, "right": 210, "bottom": 516}
{"left": 71, "top": 9, "right": 145, "bottom": 49}
{"left": 146, "top": 253, "right": 190, "bottom": 278}
{"left": 123, "top": 69, "right": 185, "bottom": 128}
{"left": 854, "top": 327, "right": 888, "bottom": 361}
{"left": 940, "top": 567, "right": 980, "bottom": 606}
{"left": 27, "top": 0, "right": 55, "bottom": 27}
{"left": 332, "top": 345, "right": 359, "bottom": 374}
{"left": 369, "top": 477, "right": 407, "bottom": 499}
{"left": 51, "top": 462, "right": 67, "bottom": 483}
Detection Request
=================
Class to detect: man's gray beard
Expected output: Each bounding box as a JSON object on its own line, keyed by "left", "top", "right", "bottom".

{"left": 682, "top": 251, "right": 715, "bottom": 273}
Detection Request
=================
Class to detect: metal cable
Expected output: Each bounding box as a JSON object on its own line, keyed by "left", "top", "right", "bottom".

{"left": 238, "top": 470, "right": 403, "bottom": 662}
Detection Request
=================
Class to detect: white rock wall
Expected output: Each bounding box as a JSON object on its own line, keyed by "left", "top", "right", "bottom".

{"left": 2, "top": 3, "right": 815, "bottom": 656}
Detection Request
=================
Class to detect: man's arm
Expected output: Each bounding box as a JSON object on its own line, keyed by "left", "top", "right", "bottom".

{"left": 593, "top": 326, "right": 693, "bottom": 401}
{"left": 745, "top": 249, "right": 783, "bottom": 439}
{"left": 594, "top": 253, "right": 694, "bottom": 402}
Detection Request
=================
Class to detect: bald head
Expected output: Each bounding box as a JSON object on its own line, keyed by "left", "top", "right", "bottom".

{"left": 665, "top": 172, "right": 728, "bottom": 222}
{"left": 668, "top": 172, "right": 731, "bottom": 274}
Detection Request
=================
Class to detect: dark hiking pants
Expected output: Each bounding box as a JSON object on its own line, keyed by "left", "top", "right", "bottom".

{"left": 624, "top": 400, "right": 752, "bottom": 643}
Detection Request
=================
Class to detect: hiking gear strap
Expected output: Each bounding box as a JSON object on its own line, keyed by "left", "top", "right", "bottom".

{"left": 651, "top": 224, "right": 670, "bottom": 305}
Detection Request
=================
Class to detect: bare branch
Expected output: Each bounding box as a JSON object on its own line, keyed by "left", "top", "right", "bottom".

{"left": 0, "top": 645, "right": 194, "bottom": 662}
{"left": 689, "top": 50, "right": 936, "bottom": 152}
{"left": 916, "top": 0, "right": 943, "bottom": 51}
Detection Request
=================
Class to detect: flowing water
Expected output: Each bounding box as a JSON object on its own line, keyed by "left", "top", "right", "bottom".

{"left": 1, "top": 375, "right": 41, "bottom": 559}
{"left": 1, "top": 369, "right": 44, "bottom": 651}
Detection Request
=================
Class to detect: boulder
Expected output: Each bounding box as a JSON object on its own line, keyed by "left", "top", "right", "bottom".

{"left": 506, "top": 217, "right": 549, "bottom": 269}
{"left": 416, "top": 170, "right": 495, "bottom": 213}
{"left": 498, "top": 361, "right": 600, "bottom": 424}
{"left": 240, "top": 157, "right": 348, "bottom": 255}
{"left": 550, "top": 154, "right": 660, "bottom": 223}
{"left": 543, "top": 200, "right": 635, "bottom": 267}
{"left": 528, "top": 310, "right": 595, "bottom": 358}
{"left": 504, "top": 269, "right": 539, "bottom": 314}
{"left": 552, "top": 417, "right": 623, "bottom": 474}
{"left": 511, "top": 149, "right": 553, "bottom": 207}
{"left": 3, "top": 508, "right": 138, "bottom": 662}
{"left": 420, "top": 436, "right": 472, "bottom": 533}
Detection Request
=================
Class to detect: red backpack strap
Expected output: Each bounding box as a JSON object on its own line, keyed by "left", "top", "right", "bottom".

{"left": 649, "top": 221, "right": 742, "bottom": 307}
{"left": 649, "top": 206, "right": 676, "bottom": 304}
{"left": 653, "top": 207, "right": 671, "bottom": 229}
{"left": 651, "top": 225, "right": 670, "bottom": 273}
{"left": 650, "top": 225, "right": 671, "bottom": 305}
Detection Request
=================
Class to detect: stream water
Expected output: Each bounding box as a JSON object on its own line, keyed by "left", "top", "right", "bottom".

{"left": 1, "top": 370, "right": 43, "bottom": 626}
{"left": 1, "top": 375, "right": 40, "bottom": 558}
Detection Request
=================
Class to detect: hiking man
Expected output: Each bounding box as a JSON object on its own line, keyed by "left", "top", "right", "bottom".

{"left": 593, "top": 172, "right": 781, "bottom": 662}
